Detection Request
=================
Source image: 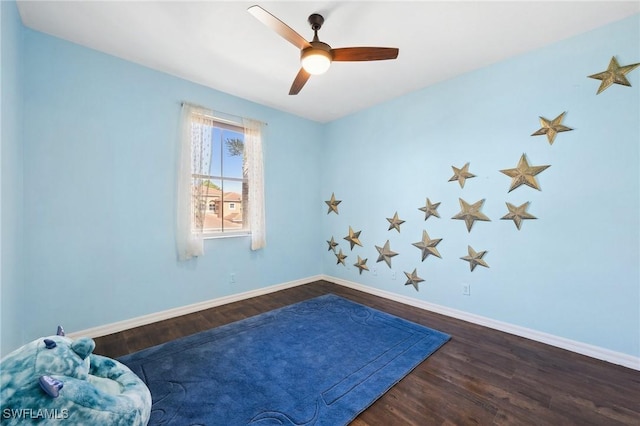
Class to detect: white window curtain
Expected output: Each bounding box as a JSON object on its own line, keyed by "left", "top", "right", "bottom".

{"left": 176, "top": 103, "right": 209, "bottom": 261}
{"left": 244, "top": 117, "right": 266, "bottom": 250}
{"left": 176, "top": 103, "right": 266, "bottom": 260}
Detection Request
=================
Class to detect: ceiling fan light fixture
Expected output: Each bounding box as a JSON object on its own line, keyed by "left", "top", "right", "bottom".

{"left": 301, "top": 48, "right": 332, "bottom": 75}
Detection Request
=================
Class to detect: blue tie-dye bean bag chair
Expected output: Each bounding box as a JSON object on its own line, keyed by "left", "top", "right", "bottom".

{"left": 0, "top": 330, "right": 151, "bottom": 425}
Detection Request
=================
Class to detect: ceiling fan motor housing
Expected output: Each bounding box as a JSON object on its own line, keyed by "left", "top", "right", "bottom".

{"left": 308, "top": 13, "right": 324, "bottom": 31}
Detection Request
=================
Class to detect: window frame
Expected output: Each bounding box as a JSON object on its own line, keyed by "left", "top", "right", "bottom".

{"left": 190, "top": 111, "right": 251, "bottom": 240}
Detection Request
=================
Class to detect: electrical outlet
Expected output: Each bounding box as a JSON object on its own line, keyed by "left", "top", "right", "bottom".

{"left": 391, "top": 271, "right": 396, "bottom": 280}
{"left": 462, "top": 283, "right": 471, "bottom": 296}
{"left": 230, "top": 273, "right": 236, "bottom": 284}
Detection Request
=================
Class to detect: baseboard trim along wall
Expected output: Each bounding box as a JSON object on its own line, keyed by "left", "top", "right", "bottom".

{"left": 324, "top": 275, "right": 640, "bottom": 371}
{"left": 70, "top": 274, "right": 639, "bottom": 371}
{"left": 67, "top": 275, "right": 323, "bottom": 340}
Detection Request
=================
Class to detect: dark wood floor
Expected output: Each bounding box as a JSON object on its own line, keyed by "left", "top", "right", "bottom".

{"left": 94, "top": 280, "right": 640, "bottom": 425}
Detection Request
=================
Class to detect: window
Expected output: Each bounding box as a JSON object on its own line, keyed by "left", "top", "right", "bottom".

{"left": 191, "top": 113, "right": 248, "bottom": 236}
{"left": 177, "top": 103, "right": 265, "bottom": 260}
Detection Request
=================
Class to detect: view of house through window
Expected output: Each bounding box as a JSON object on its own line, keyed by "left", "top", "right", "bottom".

{"left": 191, "top": 115, "right": 249, "bottom": 236}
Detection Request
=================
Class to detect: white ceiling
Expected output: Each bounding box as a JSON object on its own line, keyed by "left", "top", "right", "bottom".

{"left": 16, "top": 1, "right": 640, "bottom": 123}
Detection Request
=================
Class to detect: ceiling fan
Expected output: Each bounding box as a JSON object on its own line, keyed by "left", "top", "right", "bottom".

{"left": 248, "top": 5, "right": 399, "bottom": 95}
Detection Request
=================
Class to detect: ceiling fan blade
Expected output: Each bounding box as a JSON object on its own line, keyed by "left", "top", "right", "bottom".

{"left": 248, "top": 5, "right": 311, "bottom": 50}
{"left": 289, "top": 68, "right": 311, "bottom": 95}
{"left": 331, "top": 47, "right": 399, "bottom": 62}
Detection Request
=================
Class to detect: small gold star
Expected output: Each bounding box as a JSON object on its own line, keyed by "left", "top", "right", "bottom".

{"left": 386, "top": 212, "right": 405, "bottom": 233}
{"left": 500, "top": 154, "right": 550, "bottom": 192}
{"left": 354, "top": 256, "right": 369, "bottom": 275}
{"left": 460, "top": 245, "right": 489, "bottom": 272}
{"left": 343, "top": 226, "right": 363, "bottom": 250}
{"left": 375, "top": 240, "right": 398, "bottom": 268}
{"left": 588, "top": 56, "right": 640, "bottom": 94}
{"left": 451, "top": 198, "right": 491, "bottom": 233}
{"left": 412, "top": 230, "right": 443, "bottom": 261}
{"left": 326, "top": 236, "right": 338, "bottom": 252}
{"left": 501, "top": 202, "right": 537, "bottom": 230}
{"left": 335, "top": 249, "right": 347, "bottom": 266}
{"left": 448, "top": 162, "right": 476, "bottom": 188}
{"left": 419, "top": 198, "right": 440, "bottom": 221}
{"left": 325, "top": 192, "right": 341, "bottom": 214}
{"left": 404, "top": 269, "right": 424, "bottom": 292}
{"left": 531, "top": 112, "right": 573, "bottom": 145}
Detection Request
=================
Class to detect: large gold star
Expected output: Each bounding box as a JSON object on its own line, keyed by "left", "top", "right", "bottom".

{"left": 412, "top": 230, "right": 443, "bottom": 261}
{"left": 500, "top": 154, "right": 550, "bottom": 192}
{"left": 501, "top": 202, "right": 537, "bottom": 230}
{"left": 404, "top": 269, "right": 424, "bottom": 292}
{"left": 588, "top": 56, "right": 640, "bottom": 94}
{"left": 325, "top": 192, "right": 341, "bottom": 214}
{"left": 419, "top": 198, "right": 440, "bottom": 221}
{"left": 386, "top": 212, "right": 405, "bottom": 233}
{"left": 354, "top": 256, "right": 369, "bottom": 275}
{"left": 460, "top": 245, "right": 489, "bottom": 272}
{"left": 448, "top": 162, "right": 476, "bottom": 188}
{"left": 531, "top": 112, "right": 573, "bottom": 145}
{"left": 451, "top": 198, "right": 491, "bottom": 233}
{"left": 335, "top": 249, "right": 347, "bottom": 266}
{"left": 343, "top": 226, "right": 363, "bottom": 250}
{"left": 326, "top": 236, "right": 338, "bottom": 252}
{"left": 375, "top": 240, "right": 398, "bottom": 268}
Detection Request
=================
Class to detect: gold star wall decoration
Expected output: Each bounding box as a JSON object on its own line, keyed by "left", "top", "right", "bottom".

{"left": 500, "top": 154, "right": 550, "bottom": 192}
{"left": 404, "top": 269, "right": 424, "bottom": 292}
{"left": 419, "top": 198, "right": 440, "bottom": 221}
{"left": 531, "top": 112, "right": 573, "bottom": 145}
{"left": 343, "top": 226, "right": 363, "bottom": 250}
{"left": 325, "top": 193, "right": 341, "bottom": 214}
{"left": 588, "top": 56, "right": 640, "bottom": 94}
{"left": 375, "top": 240, "right": 398, "bottom": 268}
{"left": 460, "top": 245, "right": 489, "bottom": 272}
{"left": 501, "top": 202, "right": 537, "bottom": 230}
{"left": 335, "top": 249, "right": 347, "bottom": 266}
{"left": 451, "top": 198, "right": 491, "bottom": 232}
{"left": 448, "top": 162, "right": 476, "bottom": 188}
{"left": 412, "top": 230, "right": 443, "bottom": 261}
{"left": 326, "top": 236, "right": 338, "bottom": 252}
{"left": 386, "top": 212, "right": 405, "bottom": 233}
{"left": 354, "top": 256, "right": 369, "bottom": 275}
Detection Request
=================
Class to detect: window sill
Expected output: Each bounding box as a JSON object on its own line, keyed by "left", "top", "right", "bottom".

{"left": 203, "top": 232, "right": 251, "bottom": 240}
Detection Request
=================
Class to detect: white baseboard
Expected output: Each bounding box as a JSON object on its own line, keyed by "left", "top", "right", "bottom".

{"left": 323, "top": 275, "right": 640, "bottom": 371}
{"left": 70, "top": 274, "right": 639, "bottom": 371}
{"left": 67, "top": 275, "right": 322, "bottom": 340}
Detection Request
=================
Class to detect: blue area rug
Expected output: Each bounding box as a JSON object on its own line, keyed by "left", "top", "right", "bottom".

{"left": 119, "top": 294, "right": 450, "bottom": 425}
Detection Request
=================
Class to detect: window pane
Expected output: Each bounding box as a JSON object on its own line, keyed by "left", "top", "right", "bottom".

{"left": 190, "top": 115, "right": 250, "bottom": 236}
{"left": 201, "top": 179, "right": 223, "bottom": 233}
{"left": 222, "top": 130, "right": 244, "bottom": 180}
{"left": 221, "top": 186, "right": 245, "bottom": 231}
{"left": 209, "top": 128, "right": 223, "bottom": 177}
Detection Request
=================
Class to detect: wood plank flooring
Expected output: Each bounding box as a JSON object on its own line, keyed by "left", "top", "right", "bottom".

{"left": 94, "top": 280, "right": 640, "bottom": 425}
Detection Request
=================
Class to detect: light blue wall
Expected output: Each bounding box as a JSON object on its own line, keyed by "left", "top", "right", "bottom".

{"left": 1, "top": 0, "right": 26, "bottom": 355}
{"left": 3, "top": 3, "right": 638, "bottom": 360}
{"left": 322, "top": 14, "right": 639, "bottom": 357}
{"left": 16, "top": 26, "right": 323, "bottom": 346}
